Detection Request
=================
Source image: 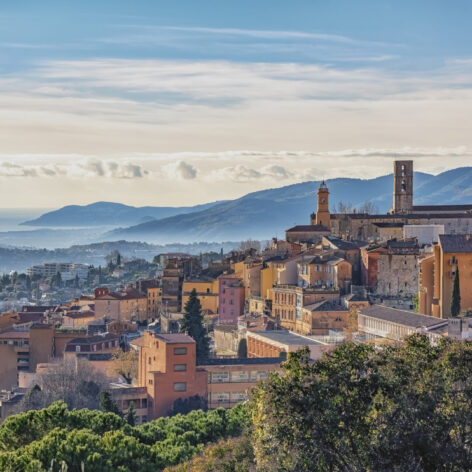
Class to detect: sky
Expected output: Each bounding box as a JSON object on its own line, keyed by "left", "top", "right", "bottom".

{"left": 1, "top": 0, "right": 472, "bottom": 208}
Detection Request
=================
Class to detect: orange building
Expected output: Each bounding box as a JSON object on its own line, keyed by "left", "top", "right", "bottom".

{"left": 419, "top": 234, "right": 472, "bottom": 318}
{"left": 137, "top": 331, "right": 283, "bottom": 418}
{"left": 137, "top": 332, "right": 207, "bottom": 418}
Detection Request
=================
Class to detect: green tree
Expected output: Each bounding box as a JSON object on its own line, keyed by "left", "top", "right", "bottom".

{"left": 250, "top": 335, "right": 472, "bottom": 472}
{"left": 116, "top": 252, "right": 122, "bottom": 266}
{"left": 126, "top": 402, "right": 136, "bottom": 426}
{"left": 451, "top": 267, "right": 461, "bottom": 316}
{"left": 237, "top": 339, "right": 247, "bottom": 358}
{"left": 99, "top": 392, "right": 122, "bottom": 417}
{"left": 180, "top": 289, "right": 210, "bottom": 359}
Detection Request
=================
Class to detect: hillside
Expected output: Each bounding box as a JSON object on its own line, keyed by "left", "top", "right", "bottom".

{"left": 21, "top": 201, "right": 225, "bottom": 227}
{"left": 108, "top": 170, "right": 459, "bottom": 243}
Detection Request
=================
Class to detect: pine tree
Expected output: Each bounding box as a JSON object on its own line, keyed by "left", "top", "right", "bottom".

{"left": 99, "top": 391, "right": 122, "bottom": 417}
{"left": 180, "top": 288, "right": 210, "bottom": 359}
{"left": 451, "top": 267, "right": 461, "bottom": 317}
{"left": 116, "top": 252, "right": 121, "bottom": 266}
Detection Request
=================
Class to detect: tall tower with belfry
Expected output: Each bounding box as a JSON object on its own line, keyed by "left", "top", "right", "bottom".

{"left": 391, "top": 160, "right": 413, "bottom": 214}
{"left": 311, "top": 180, "right": 330, "bottom": 227}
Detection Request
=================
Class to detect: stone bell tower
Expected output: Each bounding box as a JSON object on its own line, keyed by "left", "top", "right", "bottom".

{"left": 315, "top": 180, "right": 330, "bottom": 227}
{"left": 391, "top": 160, "right": 413, "bottom": 214}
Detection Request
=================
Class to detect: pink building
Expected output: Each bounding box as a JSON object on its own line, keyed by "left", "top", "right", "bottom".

{"left": 218, "top": 275, "right": 245, "bottom": 325}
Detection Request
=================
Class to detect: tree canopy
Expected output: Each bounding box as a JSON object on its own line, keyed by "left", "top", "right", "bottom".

{"left": 250, "top": 335, "right": 472, "bottom": 471}
{"left": 0, "top": 401, "right": 247, "bottom": 472}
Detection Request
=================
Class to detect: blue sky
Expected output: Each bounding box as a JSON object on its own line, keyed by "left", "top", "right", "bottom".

{"left": 1, "top": 1, "right": 471, "bottom": 207}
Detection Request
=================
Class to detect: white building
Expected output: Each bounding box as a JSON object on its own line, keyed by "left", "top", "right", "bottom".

{"left": 26, "top": 263, "right": 89, "bottom": 281}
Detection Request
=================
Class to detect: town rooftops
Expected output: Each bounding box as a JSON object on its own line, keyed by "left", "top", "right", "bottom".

{"left": 0, "top": 330, "right": 30, "bottom": 339}
{"left": 154, "top": 333, "right": 196, "bottom": 344}
{"left": 286, "top": 224, "right": 330, "bottom": 233}
{"left": 248, "top": 330, "right": 325, "bottom": 346}
{"left": 21, "top": 305, "right": 57, "bottom": 313}
{"left": 66, "top": 333, "right": 119, "bottom": 345}
{"left": 303, "top": 300, "right": 348, "bottom": 312}
{"left": 359, "top": 305, "right": 447, "bottom": 328}
{"left": 439, "top": 234, "right": 472, "bottom": 253}
{"left": 323, "top": 236, "right": 367, "bottom": 250}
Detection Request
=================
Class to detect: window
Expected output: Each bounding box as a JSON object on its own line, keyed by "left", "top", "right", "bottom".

{"left": 174, "top": 364, "right": 187, "bottom": 372}
{"left": 231, "top": 370, "right": 249, "bottom": 382}
{"left": 75, "top": 345, "right": 81, "bottom": 352}
{"left": 174, "top": 347, "right": 187, "bottom": 355}
{"left": 174, "top": 382, "right": 187, "bottom": 392}
{"left": 211, "top": 372, "right": 229, "bottom": 383}
{"left": 148, "top": 357, "right": 151, "bottom": 365}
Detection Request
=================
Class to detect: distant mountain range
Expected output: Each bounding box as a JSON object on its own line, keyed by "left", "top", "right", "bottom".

{"left": 21, "top": 201, "right": 225, "bottom": 227}
{"left": 20, "top": 168, "right": 472, "bottom": 244}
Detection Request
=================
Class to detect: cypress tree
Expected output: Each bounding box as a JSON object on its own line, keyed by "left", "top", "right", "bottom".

{"left": 180, "top": 288, "right": 210, "bottom": 359}
{"left": 451, "top": 267, "right": 461, "bottom": 317}
{"left": 237, "top": 338, "right": 247, "bottom": 358}
{"left": 126, "top": 402, "right": 136, "bottom": 426}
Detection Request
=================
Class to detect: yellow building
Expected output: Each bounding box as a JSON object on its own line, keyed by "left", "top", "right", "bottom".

{"left": 419, "top": 234, "right": 472, "bottom": 318}
{"left": 182, "top": 279, "right": 219, "bottom": 314}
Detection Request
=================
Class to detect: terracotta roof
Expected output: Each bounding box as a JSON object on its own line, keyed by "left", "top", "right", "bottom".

{"left": 359, "top": 305, "right": 446, "bottom": 328}
{"left": 66, "top": 333, "right": 119, "bottom": 345}
{"left": 286, "top": 225, "right": 330, "bottom": 232}
{"left": 0, "top": 330, "right": 30, "bottom": 339}
{"left": 439, "top": 234, "right": 472, "bottom": 253}
{"left": 21, "top": 305, "right": 57, "bottom": 313}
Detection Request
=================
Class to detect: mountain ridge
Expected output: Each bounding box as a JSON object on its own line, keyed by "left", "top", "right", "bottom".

{"left": 21, "top": 200, "right": 227, "bottom": 227}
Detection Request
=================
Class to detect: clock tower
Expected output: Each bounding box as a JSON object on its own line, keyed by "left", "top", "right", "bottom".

{"left": 314, "top": 180, "right": 330, "bottom": 228}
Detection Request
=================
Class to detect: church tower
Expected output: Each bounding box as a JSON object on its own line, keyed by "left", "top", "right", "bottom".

{"left": 391, "top": 160, "right": 413, "bottom": 214}
{"left": 315, "top": 181, "right": 330, "bottom": 227}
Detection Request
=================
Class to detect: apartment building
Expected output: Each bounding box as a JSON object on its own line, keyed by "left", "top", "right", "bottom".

{"left": 136, "top": 331, "right": 282, "bottom": 419}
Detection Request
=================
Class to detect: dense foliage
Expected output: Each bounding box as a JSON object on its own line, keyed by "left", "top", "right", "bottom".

{"left": 251, "top": 335, "right": 472, "bottom": 471}
{"left": 0, "top": 401, "right": 247, "bottom": 472}
{"left": 180, "top": 288, "right": 210, "bottom": 359}
{"left": 165, "top": 436, "right": 255, "bottom": 472}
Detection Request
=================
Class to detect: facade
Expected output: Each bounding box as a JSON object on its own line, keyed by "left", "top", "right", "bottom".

{"left": 0, "top": 324, "right": 87, "bottom": 390}
{"left": 297, "top": 255, "right": 352, "bottom": 293}
{"left": 182, "top": 280, "right": 219, "bottom": 315}
{"left": 110, "top": 385, "right": 148, "bottom": 424}
{"left": 272, "top": 285, "right": 340, "bottom": 332}
{"left": 147, "top": 286, "right": 162, "bottom": 319}
{"left": 300, "top": 300, "right": 349, "bottom": 335}
{"left": 137, "top": 331, "right": 283, "bottom": 419}
{"left": 137, "top": 331, "right": 208, "bottom": 418}
{"left": 218, "top": 275, "right": 245, "bottom": 325}
{"left": 200, "top": 358, "right": 282, "bottom": 409}
{"left": 64, "top": 333, "right": 121, "bottom": 357}
{"left": 95, "top": 287, "right": 147, "bottom": 322}
{"left": 419, "top": 234, "right": 472, "bottom": 318}
{"left": 358, "top": 305, "right": 447, "bottom": 342}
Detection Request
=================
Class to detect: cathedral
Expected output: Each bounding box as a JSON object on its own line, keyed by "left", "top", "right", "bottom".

{"left": 287, "top": 160, "right": 472, "bottom": 243}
